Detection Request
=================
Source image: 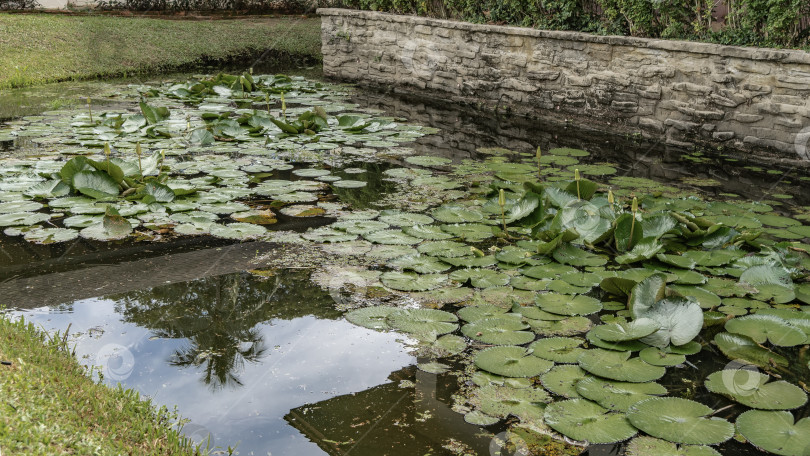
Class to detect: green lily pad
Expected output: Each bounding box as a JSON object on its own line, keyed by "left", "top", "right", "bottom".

{"left": 413, "top": 286, "right": 473, "bottom": 304}
{"left": 380, "top": 271, "right": 447, "bottom": 292}
{"left": 417, "top": 240, "right": 471, "bottom": 258}
{"left": 474, "top": 385, "right": 550, "bottom": 420}
{"left": 529, "top": 316, "right": 593, "bottom": 337}
{"left": 378, "top": 212, "right": 434, "bottom": 226}
{"left": 637, "top": 297, "right": 704, "bottom": 348}
{"left": 627, "top": 397, "right": 734, "bottom": 445}
{"left": 553, "top": 243, "right": 608, "bottom": 267}
{"left": 473, "top": 346, "right": 554, "bottom": 378}
{"left": 576, "top": 377, "right": 667, "bottom": 412}
{"left": 23, "top": 227, "right": 79, "bottom": 244}
{"left": 625, "top": 436, "right": 721, "bottom": 456}
{"left": 725, "top": 314, "right": 807, "bottom": 347}
{"left": 540, "top": 365, "right": 589, "bottom": 398}
{"left": 578, "top": 349, "right": 666, "bottom": 383}
{"left": 528, "top": 337, "right": 585, "bottom": 363}
{"left": 713, "top": 332, "right": 788, "bottom": 368}
{"left": 736, "top": 410, "right": 810, "bottom": 456}
{"left": 463, "top": 410, "right": 500, "bottom": 426}
{"left": 387, "top": 308, "right": 458, "bottom": 335}
{"left": 431, "top": 205, "right": 484, "bottom": 223}
{"left": 402, "top": 224, "right": 453, "bottom": 240}
{"left": 387, "top": 255, "right": 450, "bottom": 274}
{"left": 450, "top": 268, "right": 510, "bottom": 288}
{"left": 457, "top": 305, "right": 509, "bottom": 322}
{"left": 345, "top": 306, "right": 397, "bottom": 330}
{"left": 440, "top": 223, "right": 494, "bottom": 241}
{"left": 638, "top": 347, "right": 686, "bottom": 366}
{"left": 544, "top": 399, "right": 638, "bottom": 444}
{"left": 535, "top": 294, "right": 603, "bottom": 316}
{"left": 461, "top": 317, "right": 535, "bottom": 345}
{"left": 209, "top": 222, "right": 266, "bottom": 240}
{"left": 363, "top": 229, "right": 421, "bottom": 245}
{"left": 704, "top": 370, "right": 807, "bottom": 410}
{"left": 590, "top": 318, "right": 661, "bottom": 342}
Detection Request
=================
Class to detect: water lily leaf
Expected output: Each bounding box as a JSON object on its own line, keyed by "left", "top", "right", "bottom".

{"left": 378, "top": 211, "right": 434, "bottom": 226}
{"left": 332, "top": 220, "right": 389, "bottom": 235}
{"left": 388, "top": 254, "right": 450, "bottom": 274}
{"left": 440, "top": 223, "right": 493, "bottom": 242}
{"left": 637, "top": 297, "right": 704, "bottom": 348}
{"left": 380, "top": 271, "right": 447, "bottom": 292}
{"left": 457, "top": 305, "right": 508, "bottom": 322}
{"left": 402, "top": 224, "right": 453, "bottom": 240}
{"left": 332, "top": 179, "right": 367, "bottom": 188}
{"left": 231, "top": 210, "right": 277, "bottom": 225}
{"left": 713, "top": 332, "right": 788, "bottom": 369}
{"left": 59, "top": 156, "right": 93, "bottom": 183}
{"left": 536, "top": 294, "right": 602, "bottom": 316}
{"left": 387, "top": 308, "right": 458, "bottom": 335}
{"left": 739, "top": 264, "right": 793, "bottom": 289}
{"left": 209, "top": 222, "right": 266, "bottom": 240}
{"left": 560, "top": 200, "right": 613, "bottom": 244}
{"left": 616, "top": 237, "right": 664, "bottom": 264}
{"left": 301, "top": 227, "right": 358, "bottom": 243}
{"left": 553, "top": 243, "right": 607, "bottom": 267}
{"left": 576, "top": 377, "right": 667, "bottom": 412}
{"left": 578, "top": 349, "right": 665, "bottom": 382}
{"left": 431, "top": 205, "right": 484, "bottom": 223}
{"left": 669, "top": 285, "right": 722, "bottom": 309}
{"left": 540, "top": 365, "right": 589, "bottom": 398}
{"left": 683, "top": 249, "right": 745, "bottom": 267}
{"left": 363, "top": 229, "right": 421, "bottom": 245}
{"left": 440, "top": 255, "right": 497, "bottom": 268}
{"left": 474, "top": 346, "right": 554, "bottom": 378}
{"left": 463, "top": 410, "right": 500, "bottom": 426}
{"left": 417, "top": 240, "right": 471, "bottom": 258}
{"left": 25, "top": 179, "right": 70, "bottom": 199}
{"left": 586, "top": 331, "right": 649, "bottom": 352}
{"left": 591, "top": 318, "right": 660, "bottom": 342}
{"left": 528, "top": 337, "right": 585, "bottom": 363}
{"left": 72, "top": 170, "right": 119, "bottom": 199}
{"left": 143, "top": 182, "right": 175, "bottom": 203}
{"left": 23, "top": 227, "right": 79, "bottom": 244}
{"left": 504, "top": 192, "right": 541, "bottom": 223}
{"left": 413, "top": 286, "right": 473, "bottom": 304}
{"left": 736, "top": 410, "right": 810, "bottom": 456}
{"left": 627, "top": 397, "right": 734, "bottom": 445}
{"left": 417, "top": 361, "right": 450, "bottom": 374}
{"left": 629, "top": 274, "right": 667, "bottom": 318}
{"left": 655, "top": 253, "right": 697, "bottom": 270}
{"left": 705, "top": 370, "right": 807, "bottom": 410}
{"left": 544, "top": 399, "right": 638, "bottom": 444}
{"left": 474, "top": 385, "right": 550, "bottom": 420}
{"left": 480, "top": 286, "right": 535, "bottom": 306}
{"left": 462, "top": 317, "right": 535, "bottom": 345}
{"left": 724, "top": 314, "right": 807, "bottom": 347}
{"left": 626, "top": 436, "right": 721, "bottom": 456}
{"left": 0, "top": 200, "right": 43, "bottom": 214}
{"left": 345, "top": 306, "right": 397, "bottom": 330}
{"left": 450, "top": 268, "right": 510, "bottom": 288}
{"left": 614, "top": 213, "right": 643, "bottom": 252}
{"left": 513, "top": 304, "right": 566, "bottom": 321}
{"left": 600, "top": 277, "right": 638, "bottom": 298}
{"left": 638, "top": 347, "right": 686, "bottom": 366}
{"left": 529, "top": 316, "right": 593, "bottom": 336}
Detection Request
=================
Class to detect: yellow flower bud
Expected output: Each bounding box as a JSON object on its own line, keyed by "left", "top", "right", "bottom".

{"left": 574, "top": 168, "right": 580, "bottom": 181}
{"left": 607, "top": 189, "right": 615, "bottom": 205}
{"left": 103, "top": 142, "right": 111, "bottom": 157}
{"left": 632, "top": 197, "right": 638, "bottom": 213}
{"left": 498, "top": 188, "right": 506, "bottom": 207}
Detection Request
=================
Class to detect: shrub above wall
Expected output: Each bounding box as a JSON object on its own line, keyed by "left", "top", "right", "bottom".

{"left": 316, "top": 0, "right": 810, "bottom": 49}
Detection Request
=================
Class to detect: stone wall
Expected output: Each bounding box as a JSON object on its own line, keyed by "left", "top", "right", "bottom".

{"left": 318, "top": 8, "right": 810, "bottom": 161}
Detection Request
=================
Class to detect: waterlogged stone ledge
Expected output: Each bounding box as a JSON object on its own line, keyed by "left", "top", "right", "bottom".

{"left": 318, "top": 8, "right": 810, "bottom": 161}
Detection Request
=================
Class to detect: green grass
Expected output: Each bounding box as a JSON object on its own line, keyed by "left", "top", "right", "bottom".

{"left": 0, "top": 315, "right": 204, "bottom": 455}
{"left": 0, "top": 13, "right": 322, "bottom": 89}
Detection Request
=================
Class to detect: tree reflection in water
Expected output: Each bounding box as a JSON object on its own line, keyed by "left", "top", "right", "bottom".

{"left": 109, "top": 270, "right": 341, "bottom": 390}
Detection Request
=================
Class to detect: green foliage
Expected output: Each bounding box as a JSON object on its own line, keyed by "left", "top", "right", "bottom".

{"left": 321, "top": 0, "right": 810, "bottom": 48}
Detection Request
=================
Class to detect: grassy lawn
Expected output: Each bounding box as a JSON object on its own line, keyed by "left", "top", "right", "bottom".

{"left": 0, "top": 316, "right": 202, "bottom": 455}
{"left": 0, "top": 14, "right": 322, "bottom": 89}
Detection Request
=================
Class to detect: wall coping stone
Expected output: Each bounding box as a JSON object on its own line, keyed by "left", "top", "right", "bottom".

{"left": 317, "top": 8, "right": 810, "bottom": 64}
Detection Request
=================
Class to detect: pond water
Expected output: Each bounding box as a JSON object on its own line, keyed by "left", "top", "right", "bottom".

{"left": 2, "top": 64, "right": 810, "bottom": 456}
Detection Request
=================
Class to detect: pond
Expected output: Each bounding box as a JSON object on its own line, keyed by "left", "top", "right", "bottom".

{"left": 2, "top": 64, "right": 810, "bottom": 456}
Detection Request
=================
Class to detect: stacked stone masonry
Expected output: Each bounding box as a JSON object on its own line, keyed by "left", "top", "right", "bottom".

{"left": 318, "top": 8, "right": 810, "bottom": 159}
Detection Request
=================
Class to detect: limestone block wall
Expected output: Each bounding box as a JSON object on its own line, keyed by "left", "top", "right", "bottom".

{"left": 318, "top": 8, "right": 810, "bottom": 160}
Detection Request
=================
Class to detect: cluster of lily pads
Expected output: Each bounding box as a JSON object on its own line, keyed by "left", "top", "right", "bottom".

{"left": 335, "top": 150, "right": 810, "bottom": 454}
{"left": 4, "top": 72, "right": 810, "bottom": 455}
{"left": 0, "top": 73, "right": 439, "bottom": 243}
